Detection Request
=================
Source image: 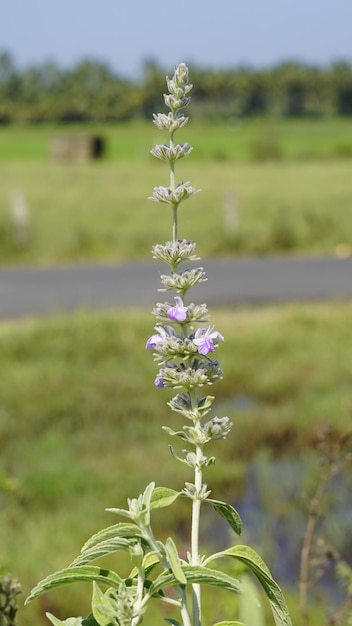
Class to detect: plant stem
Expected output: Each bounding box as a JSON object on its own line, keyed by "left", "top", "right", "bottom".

{"left": 299, "top": 461, "right": 331, "bottom": 626}
{"left": 172, "top": 204, "right": 178, "bottom": 242}
{"left": 141, "top": 525, "right": 192, "bottom": 626}
{"left": 169, "top": 130, "right": 178, "bottom": 242}
{"left": 131, "top": 568, "right": 145, "bottom": 626}
{"left": 190, "top": 390, "right": 202, "bottom": 626}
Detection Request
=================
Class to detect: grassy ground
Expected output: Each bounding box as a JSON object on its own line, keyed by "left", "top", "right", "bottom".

{"left": 0, "top": 158, "right": 351, "bottom": 264}
{"left": 1, "top": 301, "right": 351, "bottom": 625}
{"left": 1, "top": 118, "right": 352, "bottom": 163}
{"left": 1, "top": 118, "right": 352, "bottom": 265}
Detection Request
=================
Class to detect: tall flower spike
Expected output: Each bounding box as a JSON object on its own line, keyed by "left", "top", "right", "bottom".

{"left": 149, "top": 63, "right": 200, "bottom": 242}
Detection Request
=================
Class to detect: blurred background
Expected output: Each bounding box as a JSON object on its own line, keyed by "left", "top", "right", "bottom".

{"left": 0, "top": 2, "right": 352, "bottom": 625}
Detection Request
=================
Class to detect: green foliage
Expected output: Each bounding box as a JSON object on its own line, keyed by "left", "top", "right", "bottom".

{"left": 1, "top": 303, "right": 351, "bottom": 625}
{"left": 46, "top": 614, "right": 84, "bottom": 626}
{"left": 206, "top": 500, "right": 242, "bottom": 536}
{"left": 25, "top": 483, "right": 291, "bottom": 626}
{"left": 1, "top": 52, "right": 352, "bottom": 122}
{"left": 204, "top": 546, "right": 290, "bottom": 626}
{"left": 26, "top": 567, "right": 122, "bottom": 602}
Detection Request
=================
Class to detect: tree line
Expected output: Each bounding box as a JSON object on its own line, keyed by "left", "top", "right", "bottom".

{"left": 1, "top": 51, "right": 352, "bottom": 123}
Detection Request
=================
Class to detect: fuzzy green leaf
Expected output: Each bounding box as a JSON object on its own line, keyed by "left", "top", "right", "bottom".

{"left": 207, "top": 499, "right": 242, "bottom": 535}
{"left": 148, "top": 565, "right": 241, "bottom": 597}
{"left": 129, "top": 552, "right": 160, "bottom": 579}
{"left": 92, "top": 582, "right": 115, "bottom": 626}
{"left": 150, "top": 486, "right": 181, "bottom": 509}
{"left": 165, "top": 537, "right": 187, "bottom": 584}
{"left": 71, "top": 537, "right": 134, "bottom": 567}
{"left": 81, "top": 523, "right": 143, "bottom": 552}
{"left": 142, "top": 481, "right": 155, "bottom": 509}
{"left": 46, "top": 614, "right": 84, "bottom": 626}
{"left": 204, "top": 545, "right": 292, "bottom": 626}
{"left": 105, "top": 506, "right": 132, "bottom": 519}
{"left": 25, "top": 566, "right": 122, "bottom": 604}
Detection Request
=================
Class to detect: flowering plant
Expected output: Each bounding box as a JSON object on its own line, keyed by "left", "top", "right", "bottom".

{"left": 26, "top": 64, "right": 292, "bottom": 626}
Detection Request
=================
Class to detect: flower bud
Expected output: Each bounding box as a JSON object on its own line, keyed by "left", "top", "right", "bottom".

{"left": 153, "top": 112, "right": 189, "bottom": 132}
{"left": 149, "top": 182, "right": 199, "bottom": 206}
{"left": 159, "top": 268, "right": 207, "bottom": 291}
{"left": 152, "top": 239, "right": 199, "bottom": 265}
{"left": 203, "top": 416, "right": 232, "bottom": 440}
{"left": 129, "top": 542, "right": 144, "bottom": 569}
{"left": 150, "top": 142, "right": 193, "bottom": 162}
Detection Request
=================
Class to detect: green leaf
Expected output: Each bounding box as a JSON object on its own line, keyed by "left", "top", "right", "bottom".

{"left": 150, "top": 486, "right": 181, "bottom": 509}
{"left": 46, "top": 614, "right": 84, "bottom": 626}
{"left": 81, "top": 523, "right": 143, "bottom": 552}
{"left": 207, "top": 499, "right": 242, "bottom": 535}
{"left": 162, "top": 426, "right": 188, "bottom": 441}
{"left": 148, "top": 565, "right": 241, "bottom": 597}
{"left": 165, "top": 537, "right": 187, "bottom": 584}
{"left": 25, "top": 566, "right": 122, "bottom": 604}
{"left": 143, "top": 552, "right": 161, "bottom": 574}
{"left": 105, "top": 506, "right": 132, "bottom": 519}
{"left": 204, "top": 545, "right": 292, "bottom": 626}
{"left": 82, "top": 615, "right": 101, "bottom": 626}
{"left": 164, "top": 619, "right": 182, "bottom": 626}
{"left": 92, "top": 582, "right": 115, "bottom": 626}
{"left": 212, "top": 622, "right": 245, "bottom": 626}
{"left": 71, "top": 537, "right": 133, "bottom": 567}
{"left": 142, "top": 481, "right": 155, "bottom": 510}
{"left": 129, "top": 552, "right": 160, "bottom": 579}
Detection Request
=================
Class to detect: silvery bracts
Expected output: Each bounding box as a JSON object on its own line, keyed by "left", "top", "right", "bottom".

{"left": 147, "top": 63, "right": 230, "bottom": 466}
{"left": 149, "top": 63, "right": 199, "bottom": 243}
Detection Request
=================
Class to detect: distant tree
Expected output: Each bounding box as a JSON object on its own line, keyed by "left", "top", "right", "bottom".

{"left": 0, "top": 51, "right": 17, "bottom": 83}
{"left": 0, "top": 51, "right": 19, "bottom": 122}
{"left": 1, "top": 49, "right": 352, "bottom": 123}
{"left": 330, "top": 61, "right": 352, "bottom": 115}
{"left": 239, "top": 70, "right": 269, "bottom": 116}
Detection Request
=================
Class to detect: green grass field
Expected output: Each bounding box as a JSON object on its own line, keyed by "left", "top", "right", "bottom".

{"left": 1, "top": 118, "right": 352, "bottom": 162}
{"left": 1, "top": 302, "right": 351, "bottom": 625}
{"left": 1, "top": 118, "right": 352, "bottom": 265}
{"left": 0, "top": 158, "right": 352, "bottom": 265}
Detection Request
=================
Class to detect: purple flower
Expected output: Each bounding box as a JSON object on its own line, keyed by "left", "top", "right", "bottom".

{"left": 154, "top": 374, "right": 165, "bottom": 388}
{"left": 146, "top": 325, "right": 173, "bottom": 349}
{"left": 167, "top": 296, "right": 188, "bottom": 322}
{"left": 193, "top": 326, "right": 224, "bottom": 355}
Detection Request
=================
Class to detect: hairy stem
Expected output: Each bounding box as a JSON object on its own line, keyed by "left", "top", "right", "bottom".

{"left": 169, "top": 130, "right": 178, "bottom": 242}
{"left": 190, "top": 390, "right": 202, "bottom": 626}
{"left": 172, "top": 204, "right": 178, "bottom": 242}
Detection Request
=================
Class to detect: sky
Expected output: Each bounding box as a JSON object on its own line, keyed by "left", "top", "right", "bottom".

{"left": 1, "top": 0, "right": 352, "bottom": 79}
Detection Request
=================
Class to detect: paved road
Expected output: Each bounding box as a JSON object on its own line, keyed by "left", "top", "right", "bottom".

{"left": 0, "top": 256, "right": 351, "bottom": 319}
